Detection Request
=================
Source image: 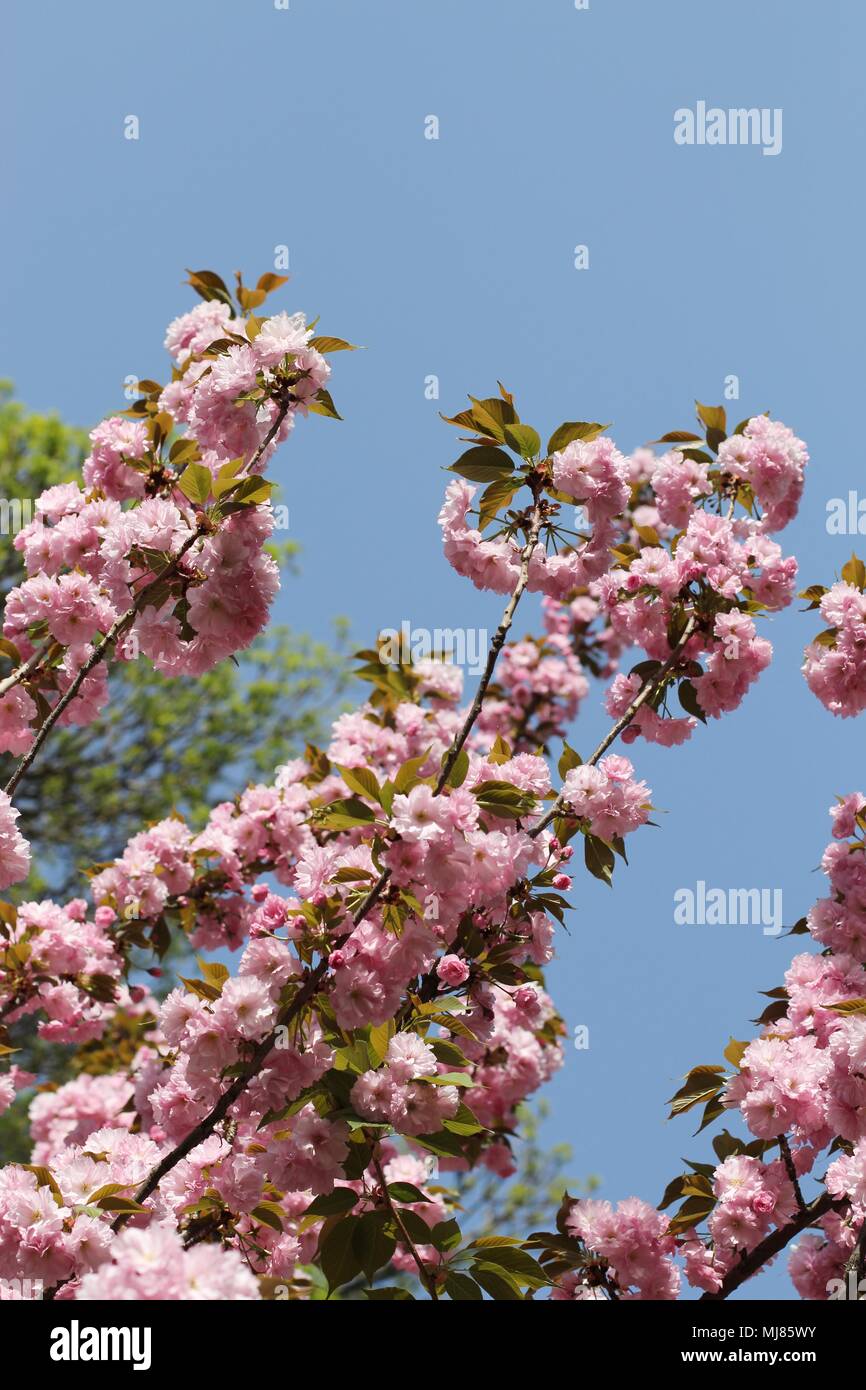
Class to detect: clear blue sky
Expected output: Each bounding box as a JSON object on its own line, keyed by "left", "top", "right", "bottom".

{"left": 6, "top": 0, "right": 863, "bottom": 1298}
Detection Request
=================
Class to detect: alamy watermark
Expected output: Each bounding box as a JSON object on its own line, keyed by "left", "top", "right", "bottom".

{"left": 378, "top": 620, "right": 489, "bottom": 676}
{"left": 826, "top": 492, "right": 866, "bottom": 535}
{"left": 674, "top": 102, "right": 783, "bottom": 157}
{"left": 50, "top": 1320, "right": 151, "bottom": 1370}
{"left": 674, "top": 880, "right": 783, "bottom": 937}
{"left": 828, "top": 1273, "right": 866, "bottom": 1300}
{"left": 0, "top": 1277, "right": 43, "bottom": 1299}
{"left": 0, "top": 498, "right": 290, "bottom": 536}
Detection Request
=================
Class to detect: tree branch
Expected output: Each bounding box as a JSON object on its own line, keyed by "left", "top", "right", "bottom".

{"left": 371, "top": 1151, "right": 438, "bottom": 1300}
{"left": 4, "top": 526, "right": 204, "bottom": 799}
{"left": 700, "top": 1192, "right": 845, "bottom": 1300}
{"left": 779, "top": 1134, "right": 806, "bottom": 1213}
{"left": 435, "top": 496, "right": 545, "bottom": 794}
{"left": 843, "top": 1213, "right": 866, "bottom": 1284}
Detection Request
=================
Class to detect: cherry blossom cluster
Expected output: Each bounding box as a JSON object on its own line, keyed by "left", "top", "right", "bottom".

{"left": 546, "top": 796, "right": 866, "bottom": 1301}
{"left": 802, "top": 564, "right": 866, "bottom": 718}
{"left": 0, "top": 896, "right": 130, "bottom": 1043}
{"left": 0, "top": 642, "right": 583, "bottom": 1295}
{"left": 0, "top": 369, "right": 816, "bottom": 1301}
{"left": 439, "top": 400, "right": 805, "bottom": 754}
{"left": 0, "top": 271, "right": 348, "bottom": 893}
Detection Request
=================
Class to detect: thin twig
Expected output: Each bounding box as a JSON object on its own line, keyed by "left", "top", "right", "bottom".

{"left": 372, "top": 1151, "right": 438, "bottom": 1299}
{"left": 0, "top": 641, "right": 53, "bottom": 699}
{"left": 531, "top": 613, "right": 698, "bottom": 839}
{"left": 779, "top": 1134, "right": 806, "bottom": 1213}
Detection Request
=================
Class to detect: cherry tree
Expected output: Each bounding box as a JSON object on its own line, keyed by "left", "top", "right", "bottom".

{"left": 3, "top": 270, "right": 853, "bottom": 1303}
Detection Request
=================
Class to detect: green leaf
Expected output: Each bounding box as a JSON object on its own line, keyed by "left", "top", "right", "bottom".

{"left": 429, "top": 1218, "right": 462, "bottom": 1253}
{"left": 84, "top": 1182, "right": 127, "bottom": 1204}
{"left": 469, "top": 1235, "right": 521, "bottom": 1248}
{"left": 584, "top": 834, "right": 614, "bottom": 887}
{"left": 695, "top": 1094, "right": 727, "bottom": 1134}
{"left": 443, "top": 747, "right": 469, "bottom": 789}
{"left": 168, "top": 438, "right": 201, "bottom": 466}
{"left": 658, "top": 1174, "right": 688, "bottom": 1211}
{"left": 93, "top": 1194, "right": 150, "bottom": 1214}
{"left": 308, "top": 336, "right": 359, "bottom": 353}
{"left": 783, "top": 917, "right": 810, "bottom": 937}
{"left": 309, "top": 388, "right": 343, "bottom": 420}
{"left": 387, "top": 1182, "right": 428, "bottom": 1204}
{"left": 444, "top": 1272, "right": 484, "bottom": 1301}
{"left": 314, "top": 797, "right": 376, "bottom": 831}
{"left": 667, "top": 1065, "right": 726, "bottom": 1118}
{"left": 557, "top": 742, "right": 581, "bottom": 779}
{"left": 477, "top": 475, "right": 522, "bottom": 530}
{"left": 828, "top": 997, "right": 866, "bottom": 1015}
{"left": 677, "top": 679, "right": 707, "bottom": 724}
{"left": 198, "top": 959, "right": 229, "bottom": 992}
{"left": 395, "top": 1208, "right": 436, "bottom": 1246}
{"left": 304, "top": 1189, "right": 359, "bottom": 1218}
{"left": 448, "top": 447, "right": 515, "bottom": 484}
{"left": 211, "top": 456, "right": 245, "bottom": 496}
{"left": 393, "top": 750, "right": 432, "bottom": 794}
{"left": 470, "top": 1263, "right": 523, "bottom": 1300}
{"left": 547, "top": 421, "right": 609, "bottom": 454}
{"left": 21, "top": 1165, "right": 64, "bottom": 1206}
{"left": 186, "top": 269, "right": 234, "bottom": 310}
{"left": 352, "top": 1210, "right": 397, "bottom": 1282}
{"left": 695, "top": 401, "right": 727, "bottom": 434}
{"left": 488, "top": 735, "right": 512, "bottom": 766}
{"left": 841, "top": 554, "right": 866, "bottom": 591}
{"left": 430, "top": 1039, "right": 470, "bottom": 1069}
{"left": 473, "top": 780, "right": 537, "bottom": 820}
{"left": 319, "top": 1215, "right": 363, "bottom": 1292}
{"left": 337, "top": 764, "right": 382, "bottom": 804}
{"left": 723, "top": 1037, "right": 748, "bottom": 1070}
{"left": 652, "top": 431, "right": 704, "bottom": 445}
{"left": 412, "top": 1129, "right": 467, "bottom": 1159}
{"left": 467, "top": 1245, "right": 548, "bottom": 1287}
{"left": 251, "top": 1202, "right": 284, "bottom": 1233}
{"left": 798, "top": 584, "right": 828, "bottom": 611}
{"left": 256, "top": 272, "right": 290, "bottom": 295}
{"left": 712, "top": 1129, "right": 748, "bottom": 1164}
{"left": 331, "top": 866, "right": 375, "bottom": 884}
{"left": 466, "top": 395, "right": 519, "bottom": 442}
{"left": 368, "top": 1020, "right": 394, "bottom": 1063}
{"left": 503, "top": 423, "right": 541, "bottom": 460}
{"left": 222, "top": 475, "right": 274, "bottom": 507}
{"left": 365, "top": 1286, "right": 415, "bottom": 1300}
{"left": 666, "top": 1194, "right": 716, "bottom": 1237}
{"left": 176, "top": 462, "right": 213, "bottom": 506}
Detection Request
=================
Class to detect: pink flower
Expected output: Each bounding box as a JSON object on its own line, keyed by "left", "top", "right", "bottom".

{"left": 436, "top": 954, "right": 469, "bottom": 987}
{"left": 0, "top": 792, "right": 30, "bottom": 890}
{"left": 392, "top": 785, "right": 449, "bottom": 844}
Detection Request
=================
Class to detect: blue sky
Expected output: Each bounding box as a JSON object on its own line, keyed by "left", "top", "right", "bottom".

{"left": 6, "top": 0, "right": 864, "bottom": 1297}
